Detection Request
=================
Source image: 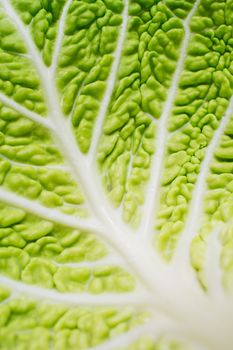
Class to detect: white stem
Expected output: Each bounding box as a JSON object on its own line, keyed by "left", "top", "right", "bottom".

{"left": 139, "top": 0, "right": 201, "bottom": 237}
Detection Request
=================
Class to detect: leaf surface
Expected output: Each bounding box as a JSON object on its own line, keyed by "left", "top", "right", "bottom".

{"left": 0, "top": 0, "right": 233, "bottom": 349}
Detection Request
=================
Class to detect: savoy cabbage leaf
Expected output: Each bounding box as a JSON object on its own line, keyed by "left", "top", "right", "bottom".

{"left": 0, "top": 0, "right": 233, "bottom": 349}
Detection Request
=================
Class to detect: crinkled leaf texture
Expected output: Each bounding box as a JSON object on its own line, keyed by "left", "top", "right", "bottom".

{"left": 0, "top": 0, "right": 233, "bottom": 349}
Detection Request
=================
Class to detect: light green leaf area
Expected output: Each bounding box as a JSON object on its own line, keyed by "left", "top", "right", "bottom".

{"left": 155, "top": 0, "right": 233, "bottom": 260}
{"left": 98, "top": 1, "right": 186, "bottom": 225}
{"left": 0, "top": 34, "right": 45, "bottom": 114}
{"left": 57, "top": 0, "right": 124, "bottom": 153}
{"left": 0, "top": 103, "right": 86, "bottom": 216}
{"left": 0, "top": 0, "right": 233, "bottom": 349}
{"left": 191, "top": 113, "right": 233, "bottom": 290}
{"left": 10, "top": 0, "right": 66, "bottom": 66}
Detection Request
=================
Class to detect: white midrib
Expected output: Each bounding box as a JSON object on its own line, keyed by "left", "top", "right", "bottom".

{"left": 173, "top": 96, "right": 233, "bottom": 269}
{"left": 138, "top": 0, "right": 201, "bottom": 237}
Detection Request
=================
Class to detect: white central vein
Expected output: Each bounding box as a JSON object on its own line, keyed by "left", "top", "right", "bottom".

{"left": 174, "top": 96, "right": 233, "bottom": 267}
{"left": 88, "top": 0, "right": 129, "bottom": 161}
{"left": 139, "top": 0, "right": 201, "bottom": 237}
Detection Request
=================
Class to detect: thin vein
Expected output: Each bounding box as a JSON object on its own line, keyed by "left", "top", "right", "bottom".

{"left": 117, "top": 125, "right": 148, "bottom": 220}
{"left": 0, "top": 92, "right": 54, "bottom": 130}
{"left": 50, "top": 0, "right": 73, "bottom": 75}
{"left": 139, "top": 0, "right": 201, "bottom": 237}
{"left": 145, "top": 112, "right": 159, "bottom": 123}
{"left": 0, "top": 187, "right": 101, "bottom": 232}
{"left": 53, "top": 255, "right": 127, "bottom": 269}
{"left": 0, "top": 153, "right": 67, "bottom": 171}
{"left": 116, "top": 150, "right": 134, "bottom": 216}
{"left": 88, "top": 318, "right": 172, "bottom": 350}
{"left": 174, "top": 96, "right": 233, "bottom": 266}
{"left": 88, "top": 0, "right": 129, "bottom": 161}
{"left": 0, "top": 275, "right": 149, "bottom": 307}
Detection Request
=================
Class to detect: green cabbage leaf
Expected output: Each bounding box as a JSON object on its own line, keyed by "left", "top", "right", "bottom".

{"left": 0, "top": 0, "right": 233, "bottom": 349}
